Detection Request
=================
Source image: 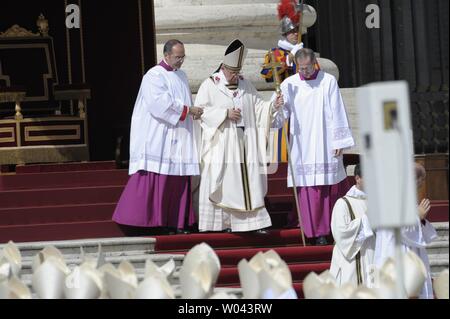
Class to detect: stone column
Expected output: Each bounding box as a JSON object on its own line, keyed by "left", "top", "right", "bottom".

{"left": 154, "top": 0, "right": 339, "bottom": 92}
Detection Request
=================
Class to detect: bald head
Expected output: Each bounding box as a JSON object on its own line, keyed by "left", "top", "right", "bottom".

{"left": 415, "top": 163, "right": 426, "bottom": 188}
{"left": 295, "top": 48, "right": 316, "bottom": 63}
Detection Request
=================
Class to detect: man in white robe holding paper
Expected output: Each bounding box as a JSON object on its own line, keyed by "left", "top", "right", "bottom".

{"left": 277, "top": 48, "right": 355, "bottom": 245}
{"left": 330, "top": 164, "right": 375, "bottom": 287}
{"left": 112, "top": 39, "right": 204, "bottom": 235}
{"left": 194, "top": 39, "right": 285, "bottom": 233}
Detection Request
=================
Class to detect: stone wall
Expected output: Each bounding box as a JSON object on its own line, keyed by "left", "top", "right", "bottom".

{"left": 154, "top": 0, "right": 359, "bottom": 154}
{"left": 154, "top": 0, "right": 338, "bottom": 92}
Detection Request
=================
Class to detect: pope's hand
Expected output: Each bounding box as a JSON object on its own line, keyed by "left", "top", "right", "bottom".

{"left": 228, "top": 108, "right": 242, "bottom": 122}
{"left": 189, "top": 106, "right": 203, "bottom": 119}
{"left": 274, "top": 94, "right": 284, "bottom": 110}
{"left": 333, "top": 149, "right": 343, "bottom": 157}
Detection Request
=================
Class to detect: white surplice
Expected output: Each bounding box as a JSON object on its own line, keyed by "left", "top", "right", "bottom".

{"left": 374, "top": 217, "right": 438, "bottom": 299}
{"left": 277, "top": 71, "right": 355, "bottom": 187}
{"left": 194, "top": 71, "right": 280, "bottom": 232}
{"left": 329, "top": 186, "right": 375, "bottom": 287}
{"left": 128, "top": 65, "right": 200, "bottom": 176}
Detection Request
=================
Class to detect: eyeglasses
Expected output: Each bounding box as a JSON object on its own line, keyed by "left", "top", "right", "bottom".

{"left": 223, "top": 67, "right": 241, "bottom": 75}
{"left": 171, "top": 55, "right": 186, "bottom": 61}
{"left": 298, "top": 64, "right": 315, "bottom": 72}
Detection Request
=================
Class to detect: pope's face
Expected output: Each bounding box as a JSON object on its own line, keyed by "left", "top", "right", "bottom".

{"left": 222, "top": 66, "right": 240, "bottom": 85}
{"left": 165, "top": 44, "right": 185, "bottom": 70}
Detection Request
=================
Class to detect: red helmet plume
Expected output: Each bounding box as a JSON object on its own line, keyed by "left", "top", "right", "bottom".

{"left": 277, "top": 0, "right": 299, "bottom": 24}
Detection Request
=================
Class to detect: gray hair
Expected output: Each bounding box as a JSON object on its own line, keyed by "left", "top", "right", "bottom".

{"left": 415, "top": 162, "right": 426, "bottom": 179}
{"left": 163, "top": 39, "right": 184, "bottom": 55}
{"left": 295, "top": 48, "right": 316, "bottom": 63}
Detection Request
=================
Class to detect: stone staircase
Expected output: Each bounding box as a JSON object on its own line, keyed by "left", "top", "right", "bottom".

{"left": 154, "top": 0, "right": 339, "bottom": 94}
{"left": 2, "top": 221, "right": 447, "bottom": 298}
{"left": 1, "top": 237, "right": 241, "bottom": 298}
{"left": 429, "top": 222, "right": 449, "bottom": 277}
{"left": 153, "top": 0, "right": 361, "bottom": 154}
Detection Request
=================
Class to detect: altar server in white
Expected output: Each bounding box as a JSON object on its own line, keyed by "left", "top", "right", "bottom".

{"left": 330, "top": 164, "right": 375, "bottom": 287}
{"left": 113, "top": 39, "right": 204, "bottom": 235}
{"left": 277, "top": 48, "right": 355, "bottom": 245}
{"left": 374, "top": 163, "right": 438, "bottom": 299}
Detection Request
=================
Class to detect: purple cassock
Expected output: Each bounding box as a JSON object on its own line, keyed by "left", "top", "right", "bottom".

{"left": 112, "top": 171, "right": 196, "bottom": 229}
{"left": 285, "top": 69, "right": 353, "bottom": 239}
{"left": 288, "top": 178, "right": 351, "bottom": 238}
{"left": 112, "top": 59, "right": 196, "bottom": 230}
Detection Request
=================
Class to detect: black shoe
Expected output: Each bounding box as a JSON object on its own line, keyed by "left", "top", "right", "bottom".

{"left": 167, "top": 228, "right": 176, "bottom": 235}
{"left": 254, "top": 229, "right": 269, "bottom": 235}
{"left": 176, "top": 229, "right": 191, "bottom": 234}
{"left": 315, "top": 236, "right": 328, "bottom": 246}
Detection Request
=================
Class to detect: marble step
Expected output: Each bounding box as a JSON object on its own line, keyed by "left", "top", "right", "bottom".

{"left": 430, "top": 254, "right": 449, "bottom": 277}
{"left": 19, "top": 266, "right": 183, "bottom": 288}
{"left": 155, "top": 3, "right": 316, "bottom": 37}
{"left": 153, "top": 0, "right": 329, "bottom": 94}
{"left": 1, "top": 237, "right": 156, "bottom": 258}
{"left": 21, "top": 265, "right": 242, "bottom": 299}
{"left": 154, "top": 0, "right": 278, "bottom": 7}
{"left": 426, "top": 240, "right": 449, "bottom": 256}
{"left": 18, "top": 253, "right": 185, "bottom": 275}
{"left": 27, "top": 286, "right": 243, "bottom": 300}
{"left": 433, "top": 222, "right": 449, "bottom": 238}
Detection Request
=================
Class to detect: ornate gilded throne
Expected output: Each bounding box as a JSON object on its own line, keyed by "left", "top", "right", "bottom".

{"left": 0, "top": 15, "right": 91, "bottom": 165}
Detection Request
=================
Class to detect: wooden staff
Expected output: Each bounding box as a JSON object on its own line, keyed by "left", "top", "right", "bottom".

{"left": 263, "top": 51, "right": 307, "bottom": 246}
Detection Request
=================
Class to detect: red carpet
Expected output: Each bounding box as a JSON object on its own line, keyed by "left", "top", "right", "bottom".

{"left": 165, "top": 240, "right": 333, "bottom": 267}
{"left": 0, "top": 185, "right": 123, "bottom": 209}
{"left": 153, "top": 229, "right": 305, "bottom": 251}
{"left": 0, "top": 160, "right": 448, "bottom": 298}
{"left": 0, "top": 161, "right": 448, "bottom": 243}
{"left": 0, "top": 203, "right": 117, "bottom": 225}
{"left": 152, "top": 229, "right": 333, "bottom": 298}
{"left": 0, "top": 169, "right": 128, "bottom": 191}
{"left": 0, "top": 220, "right": 124, "bottom": 242}
{"left": 15, "top": 161, "right": 117, "bottom": 174}
{"left": 217, "top": 262, "right": 331, "bottom": 285}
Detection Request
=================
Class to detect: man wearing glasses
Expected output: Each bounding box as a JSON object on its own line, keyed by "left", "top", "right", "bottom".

{"left": 194, "top": 39, "right": 284, "bottom": 234}
{"left": 277, "top": 48, "right": 355, "bottom": 245}
{"left": 112, "top": 39, "right": 203, "bottom": 235}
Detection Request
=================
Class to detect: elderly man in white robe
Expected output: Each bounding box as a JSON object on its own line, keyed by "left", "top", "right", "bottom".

{"left": 374, "top": 163, "right": 438, "bottom": 299}
{"left": 277, "top": 48, "right": 355, "bottom": 245}
{"left": 112, "top": 39, "right": 204, "bottom": 235}
{"left": 194, "top": 39, "right": 284, "bottom": 233}
{"left": 330, "top": 163, "right": 375, "bottom": 287}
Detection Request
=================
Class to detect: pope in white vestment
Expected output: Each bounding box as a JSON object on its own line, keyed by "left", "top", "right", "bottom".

{"left": 194, "top": 39, "right": 284, "bottom": 232}
{"left": 330, "top": 165, "right": 375, "bottom": 287}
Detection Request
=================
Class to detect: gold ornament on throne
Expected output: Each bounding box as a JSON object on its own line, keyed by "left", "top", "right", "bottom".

{"left": 0, "top": 25, "right": 39, "bottom": 37}
{"left": 37, "top": 14, "right": 49, "bottom": 37}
